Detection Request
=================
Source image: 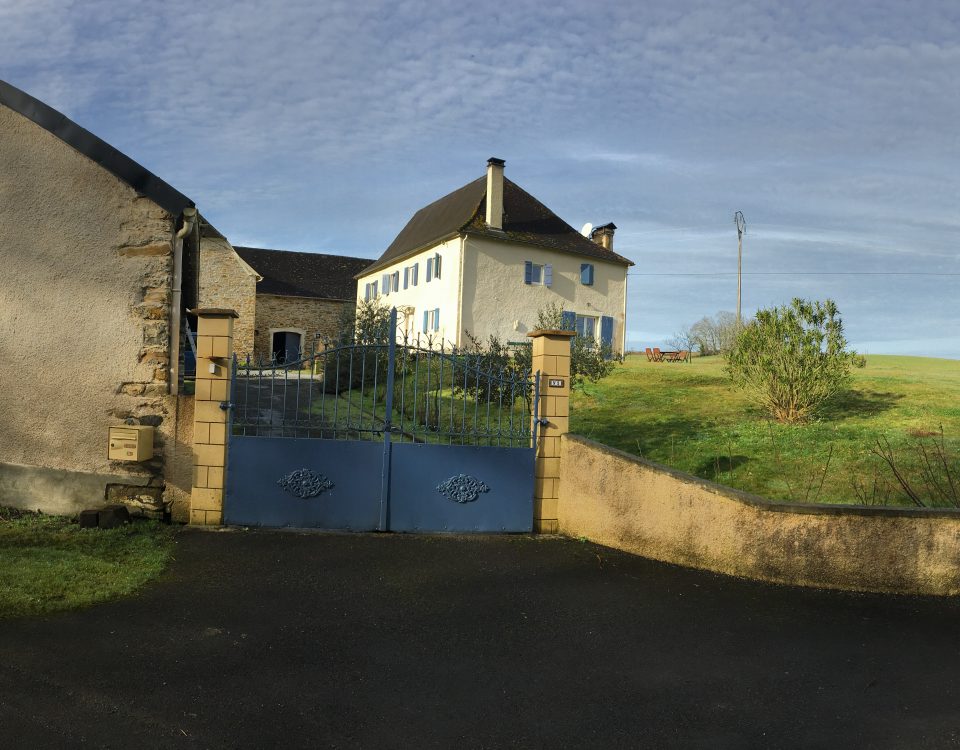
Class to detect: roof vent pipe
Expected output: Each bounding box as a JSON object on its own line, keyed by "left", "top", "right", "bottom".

{"left": 485, "top": 157, "right": 505, "bottom": 230}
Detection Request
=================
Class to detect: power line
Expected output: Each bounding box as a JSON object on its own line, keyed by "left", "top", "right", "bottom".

{"left": 628, "top": 271, "right": 960, "bottom": 276}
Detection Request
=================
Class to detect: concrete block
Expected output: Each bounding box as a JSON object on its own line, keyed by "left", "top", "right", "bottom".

{"left": 211, "top": 336, "right": 230, "bottom": 358}
{"left": 196, "top": 336, "right": 213, "bottom": 358}
{"left": 79, "top": 509, "right": 99, "bottom": 528}
{"left": 536, "top": 457, "right": 561, "bottom": 479}
{"left": 198, "top": 317, "right": 234, "bottom": 338}
{"left": 194, "top": 443, "right": 226, "bottom": 467}
{"left": 535, "top": 477, "right": 557, "bottom": 499}
{"left": 208, "top": 423, "right": 226, "bottom": 445}
{"left": 191, "top": 487, "right": 223, "bottom": 511}
{"left": 194, "top": 400, "right": 227, "bottom": 423}
{"left": 207, "top": 467, "right": 224, "bottom": 489}
{"left": 210, "top": 379, "right": 229, "bottom": 401}
{"left": 194, "top": 379, "right": 212, "bottom": 400}
{"left": 535, "top": 497, "right": 559, "bottom": 518}
{"left": 193, "top": 465, "right": 209, "bottom": 488}
{"left": 534, "top": 518, "right": 559, "bottom": 534}
{"left": 194, "top": 422, "right": 210, "bottom": 444}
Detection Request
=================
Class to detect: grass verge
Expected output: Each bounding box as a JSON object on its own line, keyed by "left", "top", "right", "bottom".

{"left": 0, "top": 507, "right": 175, "bottom": 619}
{"left": 571, "top": 354, "right": 960, "bottom": 507}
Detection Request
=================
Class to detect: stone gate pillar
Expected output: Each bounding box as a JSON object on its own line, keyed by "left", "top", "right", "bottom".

{"left": 528, "top": 329, "right": 575, "bottom": 533}
{"left": 188, "top": 308, "right": 238, "bottom": 526}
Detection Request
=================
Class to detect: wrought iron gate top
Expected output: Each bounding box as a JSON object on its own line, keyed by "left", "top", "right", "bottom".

{"left": 231, "top": 309, "right": 538, "bottom": 448}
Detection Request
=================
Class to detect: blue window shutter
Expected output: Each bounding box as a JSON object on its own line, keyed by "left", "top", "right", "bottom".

{"left": 364, "top": 283, "right": 370, "bottom": 301}
{"left": 434, "top": 253, "right": 441, "bottom": 279}
{"left": 433, "top": 308, "right": 440, "bottom": 331}
{"left": 423, "top": 311, "right": 429, "bottom": 333}
{"left": 581, "top": 263, "right": 594, "bottom": 285}
{"left": 561, "top": 311, "right": 576, "bottom": 331}
{"left": 426, "top": 258, "right": 433, "bottom": 282}
{"left": 412, "top": 263, "right": 418, "bottom": 286}
{"left": 403, "top": 267, "right": 409, "bottom": 289}
{"left": 524, "top": 261, "right": 532, "bottom": 285}
{"left": 601, "top": 316, "right": 614, "bottom": 346}
{"left": 382, "top": 274, "right": 390, "bottom": 295}
{"left": 544, "top": 264, "right": 553, "bottom": 287}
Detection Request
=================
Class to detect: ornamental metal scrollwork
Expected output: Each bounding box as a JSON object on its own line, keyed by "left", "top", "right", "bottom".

{"left": 436, "top": 474, "right": 490, "bottom": 504}
{"left": 277, "top": 469, "right": 334, "bottom": 498}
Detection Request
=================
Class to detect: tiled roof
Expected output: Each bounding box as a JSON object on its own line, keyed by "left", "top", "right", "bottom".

{"left": 360, "top": 174, "right": 633, "bottom": 276}
{"left": 0, "top": 78, "right": 194, "bottom": 216}
{"left": 234, "top": 246, "right": 371, "bottom": 300}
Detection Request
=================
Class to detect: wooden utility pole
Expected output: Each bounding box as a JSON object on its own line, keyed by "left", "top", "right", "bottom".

{"left": 734, "top": 211, "right": 746, "bottom": 327}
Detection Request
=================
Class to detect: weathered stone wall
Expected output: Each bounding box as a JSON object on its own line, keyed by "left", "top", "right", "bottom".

{"left": 0, "top": 103, "right": 186, "bottom": 516}
{"left": 558, "top": 434, "right": 960, "bottom": 596}
{"left": 198, "top": 237, "right": 257, "bottom": 357}
{"left": 254, "top": 294, "right": 350, "bottom": 359}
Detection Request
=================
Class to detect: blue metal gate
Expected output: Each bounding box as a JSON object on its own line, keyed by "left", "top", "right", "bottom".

{"left": 224, "top": 309, "right": 540, "bottom": 532}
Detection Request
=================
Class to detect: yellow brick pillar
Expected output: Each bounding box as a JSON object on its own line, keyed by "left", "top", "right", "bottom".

{"left": 188, "top": 308, "right": 238, "bottom": 526}
{"left": 528, "top": 328, "right": 575, "bottom": 534}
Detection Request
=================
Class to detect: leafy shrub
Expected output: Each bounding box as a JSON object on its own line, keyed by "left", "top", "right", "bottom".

{"left": 725, "top": 298, "right": 863, "bottom": 423}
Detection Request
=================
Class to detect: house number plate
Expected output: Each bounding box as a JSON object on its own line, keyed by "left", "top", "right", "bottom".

{"left": 548, "top": 378, "right": 565, "bottom": 388}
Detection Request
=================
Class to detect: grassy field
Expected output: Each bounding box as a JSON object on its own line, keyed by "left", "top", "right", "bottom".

{"left": 0, "top": 508, "right": 175, "bottom": 618}
{"left": 571, "top": 354, "right": 960, "bottom": 507}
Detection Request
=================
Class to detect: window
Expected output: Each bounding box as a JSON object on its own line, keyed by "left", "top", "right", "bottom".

{"left": 391, "top": 271, "right": 400, "bottom": 292}
{"left": 425, "top": 253, "right": 441, "bottom": 282}
{"left": 363, "top": 280, "right": 379, "bottom": 300}
{"left": 575, "top": 315, "right": 597, "bottom": 340}
{"left": 403, "top": 267, "right": 409, "bottom": 289}
{"left": 422, "top": 308, "right": 440, "bottom": 333}
{"left": 580, "top": 263, "right": 594, "bottom": 285}
{"left": 411, "top": 263, "right": 419, "bottom": 286}
{"left": 524, "top": 261, "right": 552, "bottom": 287}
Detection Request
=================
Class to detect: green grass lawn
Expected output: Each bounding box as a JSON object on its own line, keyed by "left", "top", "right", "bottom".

{"left": 571, "top": 354, "right": 960, "bottom": 507}
{"left": 0, "top": 508, "right": 175, "bottom": 619}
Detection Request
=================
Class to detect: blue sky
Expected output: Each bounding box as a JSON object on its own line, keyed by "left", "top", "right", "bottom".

{"left": 4, "top": 0, "right": 958, "bottom": 356}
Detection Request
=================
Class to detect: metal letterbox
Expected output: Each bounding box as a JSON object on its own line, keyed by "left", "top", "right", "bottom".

{"left": 108, "top": 425, "right": 154, "bottom": 462}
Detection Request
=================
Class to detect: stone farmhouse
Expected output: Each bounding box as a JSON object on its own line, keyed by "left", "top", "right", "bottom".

{"left": 195, "top": 239, "right": 368, "bottom": 363}
{"left": 356, "top": 158, "right": 633, "bottom": 352}
{"left": 232, "top": 247, "right": 369, "bottom": 363}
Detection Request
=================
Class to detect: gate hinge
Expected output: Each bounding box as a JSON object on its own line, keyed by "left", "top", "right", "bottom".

{"left": 219, "top": 401, "right": 234, "bottom": 411}
{"left": 536, "top": 417, "right": 549, "bottom": 426}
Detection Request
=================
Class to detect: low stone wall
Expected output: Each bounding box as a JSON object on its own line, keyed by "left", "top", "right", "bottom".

{"left": 558, "top": 434, "right": 960, "bottom": 596}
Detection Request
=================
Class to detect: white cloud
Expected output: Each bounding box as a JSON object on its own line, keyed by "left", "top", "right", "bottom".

{"left": 2, "top": 0, "right": 958, "bottom": 355}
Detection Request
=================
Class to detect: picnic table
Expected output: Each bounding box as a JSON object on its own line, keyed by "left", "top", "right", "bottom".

{"left": 646, "top": 348, "right": 691, "bottom": 363}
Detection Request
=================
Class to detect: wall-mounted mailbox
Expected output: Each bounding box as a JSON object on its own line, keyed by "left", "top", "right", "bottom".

{"left": 108, "top": 425, "right": 154, "bottom": 462}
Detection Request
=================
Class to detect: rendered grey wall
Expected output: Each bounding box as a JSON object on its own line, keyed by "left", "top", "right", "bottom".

{"left": 0, "top": 104, "right": 187, "bottom": 515}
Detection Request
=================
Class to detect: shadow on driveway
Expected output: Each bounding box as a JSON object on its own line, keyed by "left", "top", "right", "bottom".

{"left": 2, "top": 530, "right": 959, "bottom": 748}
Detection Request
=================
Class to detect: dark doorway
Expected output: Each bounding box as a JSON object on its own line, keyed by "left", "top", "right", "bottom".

{"left": 271, "top": 331, "right": 303, "bottom": 365}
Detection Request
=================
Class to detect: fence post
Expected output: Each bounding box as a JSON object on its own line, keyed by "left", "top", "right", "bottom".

{"left": 188, "top": 308, "right": 238, "bottom": 526}
{"left": 528, "top": 328, "right": 575, "bottom": 533}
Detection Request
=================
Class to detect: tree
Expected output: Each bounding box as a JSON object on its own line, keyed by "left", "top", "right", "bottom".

{"left": 688, "top": 311, "right": 738, "bottom": 356}
{"left": 725, "top": 298, "right": 863, "bottom": 423}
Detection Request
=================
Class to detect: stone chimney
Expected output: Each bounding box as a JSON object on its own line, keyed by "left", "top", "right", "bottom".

{"left": 485, "top": 157, "right": 505, "bottom": 230}
{"left": 590, "top": 222, "right": 616, "bottom": 251}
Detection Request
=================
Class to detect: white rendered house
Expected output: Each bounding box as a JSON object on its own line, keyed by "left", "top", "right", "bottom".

{"left": 356, "top": 158, "right": 633, "bottom": 352}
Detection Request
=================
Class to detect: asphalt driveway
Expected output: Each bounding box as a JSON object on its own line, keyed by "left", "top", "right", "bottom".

{"left": 2, "top": 530, "right": 960, "bottom": 748}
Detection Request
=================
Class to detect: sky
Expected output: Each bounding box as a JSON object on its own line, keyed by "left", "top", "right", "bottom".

{"left": 3, "top": 0, "right": 958, "bottom": 356}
